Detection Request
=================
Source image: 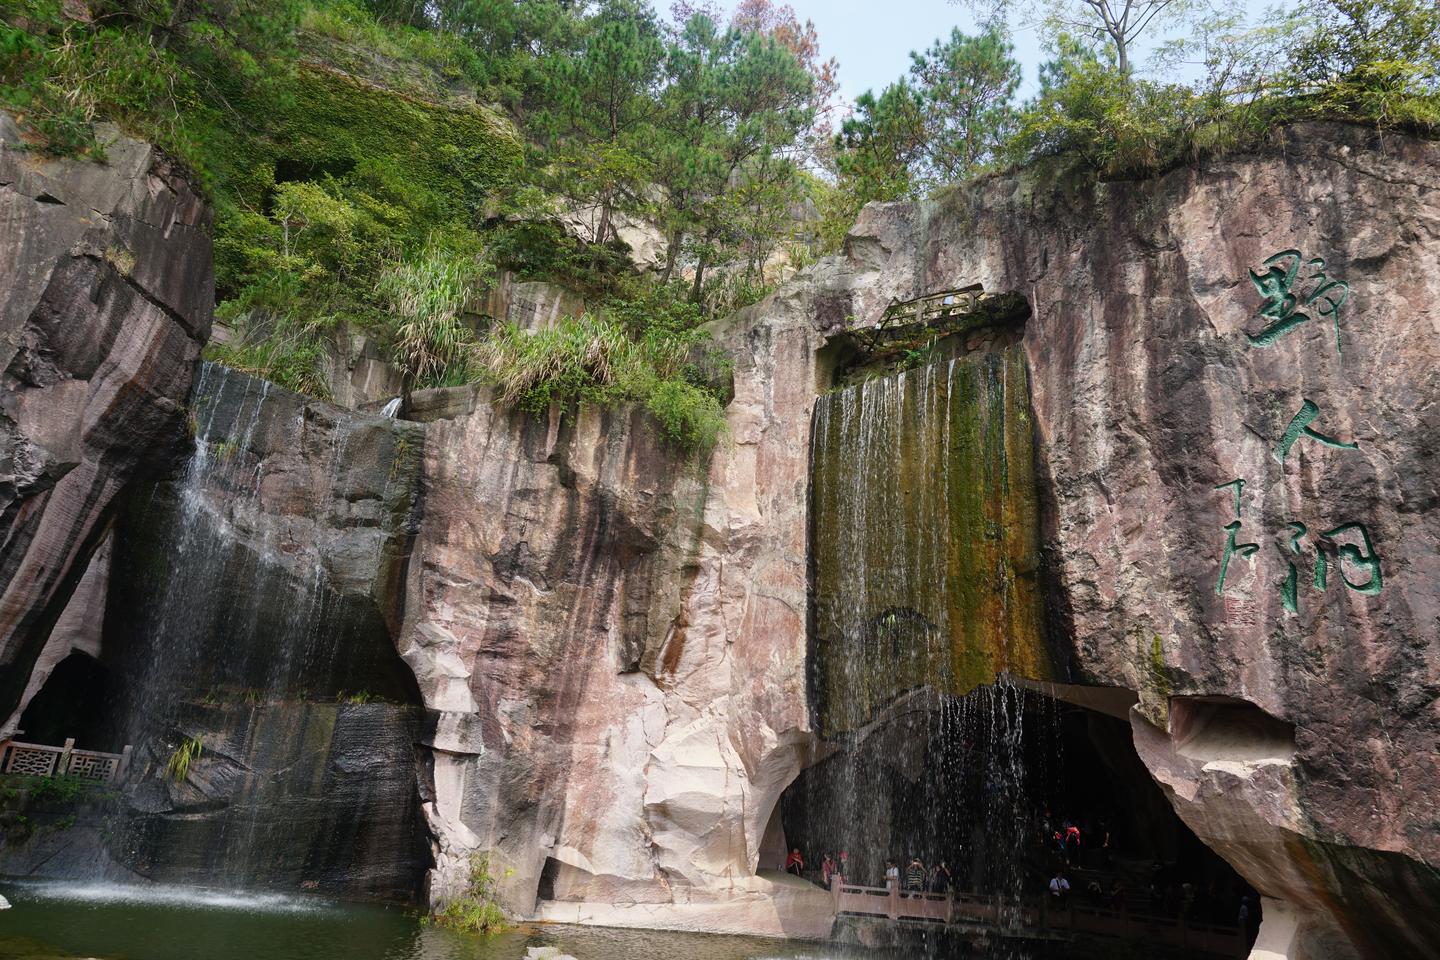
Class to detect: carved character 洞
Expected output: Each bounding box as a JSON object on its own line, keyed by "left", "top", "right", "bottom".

{"left": 1320, "top": 522, "right": 1383, "bottom": 596}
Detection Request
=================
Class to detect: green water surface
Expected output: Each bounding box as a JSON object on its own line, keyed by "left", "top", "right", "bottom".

{"left": 0, "top": 882, "right": 885, "bottom": 960}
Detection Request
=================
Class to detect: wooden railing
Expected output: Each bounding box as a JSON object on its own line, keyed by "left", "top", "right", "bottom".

{"left": 831, "top": 878, "right": 1247, "bottom": 957}
{"left": 0, "top": 738, "right": 131, "bottom": 784}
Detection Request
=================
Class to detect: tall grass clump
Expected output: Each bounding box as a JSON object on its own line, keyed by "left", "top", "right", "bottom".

{"left": 431, "top": 853, "right": 509, "bottom": 935}
{"left": 164, "top": 735, "right": 203, "bottom": 784}
{"left": 378, "top": 242, "right": 493, "bottom": 390}
{"left": 476, "top": 308, "right": 727, "bottom": 452}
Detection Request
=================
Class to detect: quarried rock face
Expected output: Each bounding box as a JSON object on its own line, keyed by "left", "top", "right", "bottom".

{"left": 788, "top": 122, "right": 1438, "bottom": 958}
{"left": 0, "top": 117, "right": 211, "bottom": 726}
{"left": 402, "top": 371, "right": 852, "bottom": 934}
{"left": 395, "top": 194, "right": 926, "bottom": 936}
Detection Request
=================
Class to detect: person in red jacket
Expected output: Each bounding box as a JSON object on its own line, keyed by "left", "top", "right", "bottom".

{"left": 785, "top": 848, "right": 805, "bottom": 877}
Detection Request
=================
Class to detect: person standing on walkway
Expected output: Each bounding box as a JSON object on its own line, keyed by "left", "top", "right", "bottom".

{"left": 905, "top": 857, "right": 926, "bottom": 892}
{"left": 885, "top": 860, "right": 900, "bottom": 888}
{"left": 929, "top": 861, "right": 952, "bottom": 894}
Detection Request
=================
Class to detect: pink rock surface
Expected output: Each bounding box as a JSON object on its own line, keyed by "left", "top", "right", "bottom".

{"left": 0, "top": 119, "right": 211, "bottom": 726}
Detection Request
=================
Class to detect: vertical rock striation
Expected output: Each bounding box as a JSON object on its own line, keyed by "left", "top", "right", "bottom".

{"left": 0, "top": 117, "right": 212, "bottom": 726}
{"left": 784, "top": 122, "right": 1440, "bottom": 958}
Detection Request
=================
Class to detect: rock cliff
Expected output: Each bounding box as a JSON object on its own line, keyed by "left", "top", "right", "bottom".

{"left": 443, "top": 120, "right": 1437, "bottom": 956}
{"left": 398, "top": 387, "right": 833, "bottom": 935}
{"left": 0, "top": 118, "right": 211, "bottom": 729}
{"left": 2, "top": 116, "right": 1435, "bottom": 960}
{"left": 773, "top": 121, "right": 1439, "bottom": 959}
{"left": 1, "top": 363, "right": 430, "bottom": 899}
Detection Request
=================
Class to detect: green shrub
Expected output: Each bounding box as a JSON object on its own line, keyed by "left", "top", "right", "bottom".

{"left": 207, "top": 316, "right": 337, "bottom": 399}
{"left": 1007, "top": 7, "right": 1440, "bottom": 181}
{"left": 475, "top": 311, "right": 726, "bottom": 452}
{"left": 431, "top": 853, "right": 509, "bottom": 936}
{"left": 644, "top": 378, "right": 726, "bottom": 451}
{"left": 13, "top": 775, "right": 95, "bottom": 805}
{"left": 1007, "top": 41, "right": 1209, "bottom": 177}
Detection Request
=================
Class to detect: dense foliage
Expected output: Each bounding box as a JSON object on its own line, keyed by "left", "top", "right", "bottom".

{"left": 3, "top": 0, "right": 1436, "bottom": 451}
{"left": 831, "top": 0, "right": 1440, "bottom": 225}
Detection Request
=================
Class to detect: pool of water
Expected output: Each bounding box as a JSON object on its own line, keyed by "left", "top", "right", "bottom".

{"left": 0, "top": 881, "right": 891, "bottom": 960}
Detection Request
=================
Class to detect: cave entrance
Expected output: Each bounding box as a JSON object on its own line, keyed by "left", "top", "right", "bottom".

{"left": 15, "top": 652, "right": 121, "bottom": 752}
{"left": 777, "top": 680, "right": 1260, "bottom": 956}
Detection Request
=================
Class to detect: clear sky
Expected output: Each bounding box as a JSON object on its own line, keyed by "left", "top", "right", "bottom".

{"left": 706, "top": 0, "right": 1215, "bottom": 107}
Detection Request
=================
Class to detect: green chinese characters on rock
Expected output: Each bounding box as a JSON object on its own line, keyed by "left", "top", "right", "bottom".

{"left": 1279, "top": 521, "right": 1382, "bottom": 613}
{"left": 1274, "top": 399, "right": 1357, "bottom": 464}
{"left": 1247, "top": 249, "right": 1350, "bottom": 355}
{"left": 1209, "top": 250, "right": 1383, "bottom": 614}
{"left": 1213, "top": 479, "right": 1259, "bottom": 596}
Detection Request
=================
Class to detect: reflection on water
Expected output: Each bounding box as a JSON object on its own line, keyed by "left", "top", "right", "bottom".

{"left": 0, "top": 882, "right": 891, "bottom": 960}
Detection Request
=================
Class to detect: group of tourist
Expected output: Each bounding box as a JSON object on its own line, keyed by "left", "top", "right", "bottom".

{"left": 785, "top": 848, "right": 953, "bottom": 895}
{"left": 1040, "top": 810, "right": 1108, "bottom": 868}
{"left": 884, "top": 857, "right": 953, "bottom": 894}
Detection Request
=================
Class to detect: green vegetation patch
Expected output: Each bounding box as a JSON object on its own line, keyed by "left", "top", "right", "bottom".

{"left": 430, "top": 852, "right": 509, "bottom": 936}
{"left": 477, "top": 305, "right": 729, "bottom": 453}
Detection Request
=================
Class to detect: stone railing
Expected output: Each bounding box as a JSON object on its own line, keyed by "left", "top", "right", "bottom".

{"left": 831, "top": 878, "right": 1246, "bottom": 957}
{"left": 0, "top": 738, "right": 131, "bottom": 784}
{"left": 833, "top": 878, "right": 954, "bottom": 922}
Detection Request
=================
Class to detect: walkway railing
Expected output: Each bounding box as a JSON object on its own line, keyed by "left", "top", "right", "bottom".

{"left": 0, "top": 738, "right": 131, "bottom": 784}
{"left": 831, "top": 878, "right": 1247, "bottom": 957}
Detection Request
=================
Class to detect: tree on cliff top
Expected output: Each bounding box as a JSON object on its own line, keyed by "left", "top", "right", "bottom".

{"left": 533, "top": 0, "right": 666, "bottom": 252}
{"left": 908, "top": 27, "right": 1021, "bottom": 182}
{"left": 824, "top": 26, "right": 1019, "bottom": 248}
{"left": 1291, "top": 0, "right": 1440, "bottom": 123}
{"left": 651, "top": 7, "right": 815, "bottom": 307}
{"left": 960, "top": 0, "right": 1187, "bottom": 74}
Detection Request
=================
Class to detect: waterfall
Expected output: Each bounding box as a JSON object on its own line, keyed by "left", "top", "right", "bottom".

{"left": 91, "top": 362, "right": 428, "bottom": 898}
{"left": 796, "top": 344, "right": 1057, "bottom": 953}
{"left": 118, "top": 363, "right": 340, "bottom": 742}
{"left": 810, "top": 345, "right": 1049, "bottom": 736}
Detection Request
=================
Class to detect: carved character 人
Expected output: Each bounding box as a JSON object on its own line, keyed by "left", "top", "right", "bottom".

{"left": 1274, "top": 399, "right": 1358, "bottom": 464}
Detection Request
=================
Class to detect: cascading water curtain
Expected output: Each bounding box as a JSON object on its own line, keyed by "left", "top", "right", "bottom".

{"left": 108, "top": 363, "right": 384, "bottom": 885}
{"left": 807, "top": 345, "right": 1058, "bottom": 955}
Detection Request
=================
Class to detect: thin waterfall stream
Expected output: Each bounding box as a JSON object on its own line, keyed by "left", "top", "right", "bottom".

{"left": 37, "top": 362, "right": 432, "bottom": 898}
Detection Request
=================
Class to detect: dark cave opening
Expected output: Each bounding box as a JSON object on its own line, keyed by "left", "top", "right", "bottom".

{"left": 16, "top": 652, "right": 120, "bottom": 752}
{"left": 777, "top": 682, "right": 1261, "bottom": 954}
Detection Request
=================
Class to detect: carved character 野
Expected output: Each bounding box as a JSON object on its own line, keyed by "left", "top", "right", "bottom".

{"left": 1246, "top": 251, "right": 1349, "bottom": 354}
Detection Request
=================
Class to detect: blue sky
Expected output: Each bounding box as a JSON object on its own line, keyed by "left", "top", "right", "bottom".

{"left": 708, "top": 0, "right": 1218, "bottom": 106}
